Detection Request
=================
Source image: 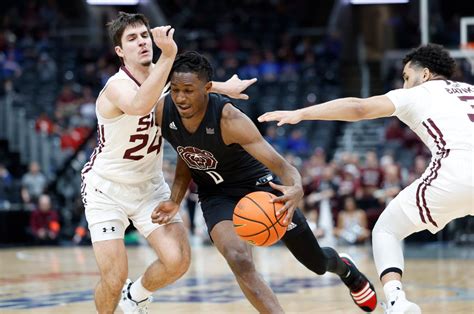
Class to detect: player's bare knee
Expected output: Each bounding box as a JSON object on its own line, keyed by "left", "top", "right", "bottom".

{"left": 163, "top": 248, "right": 190, "bottom": 279}
{"left": 101, "top": 270, "right": 127, "bottom": 293}
{"left": 224, "top": 248, "right": 254, "bottom": 274}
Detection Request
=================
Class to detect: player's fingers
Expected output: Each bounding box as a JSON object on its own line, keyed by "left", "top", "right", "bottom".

{"left": 238, "top": 93, "right": 249, "bottom": 100}
{"left": 268, "top": 181, "right": 284, "bottom": 193}
{"left": 231, "top": 74, "right": 238, "bottom": 80}
{"left": 283, "top": 208, "right": 295, "bottom": 225}
{"left": 276, "top": 202, "right": 290, "bottom": 216}
{"left": 162, "top": 25, "right": 171, "bottom": 37}
{"left": 244, "top": 78, "right": 257, "bottom": 87}
{"left": 167, "top": 27, "right": 175, "bottom": 39}
{"left": 277, "top": 120, "right": 288, "bottom": 127}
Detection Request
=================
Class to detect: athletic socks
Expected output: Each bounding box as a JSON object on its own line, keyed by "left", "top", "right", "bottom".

{"left": 129, "top": 276, "right": 153, "bottom": 303}
{"left": 383, "top": 280, "right": 403, "bottom": 304}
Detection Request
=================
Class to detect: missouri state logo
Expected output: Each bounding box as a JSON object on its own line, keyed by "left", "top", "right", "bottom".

{"left": 177, "top": 146, "right": 218, "bottom": 170}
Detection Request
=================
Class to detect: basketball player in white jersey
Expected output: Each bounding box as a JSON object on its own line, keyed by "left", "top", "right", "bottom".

{"left": 259, "top": 44, "right": 474, "bottom": 314}
{"left": 81, "top": 12, "right": 256, "bottom": 314}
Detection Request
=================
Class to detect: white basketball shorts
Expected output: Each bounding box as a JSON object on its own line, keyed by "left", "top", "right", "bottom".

{"left": 81, "top": 170, "right": 182, "bottom": 243}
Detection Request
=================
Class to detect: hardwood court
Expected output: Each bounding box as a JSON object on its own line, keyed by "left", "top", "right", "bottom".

{"left": 0, "top": 243, "right": 473, "bottom": 313}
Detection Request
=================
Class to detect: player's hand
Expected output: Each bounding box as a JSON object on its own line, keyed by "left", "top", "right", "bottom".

{"left": 222, "top": 75, "right": 257, "bottom": 100}
{"left": 258, "top": 110, "right": 303, "bottom": 126}
{"left": 268, "top": 181, "right": 304, "bottom": 226}
{"left": 151, "top": 200, "right": 180, "bottom": 224}
{"left": 151, "top": 25, "right": 177, "bottom": 58}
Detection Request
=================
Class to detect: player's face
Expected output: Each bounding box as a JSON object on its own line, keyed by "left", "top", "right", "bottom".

{"left": 170, "top": 72, "right": 211, "bottom": 119}
{"left": 116, "top": 24, "right": 152, "bottom": 67}
{"left": 402, "top": 61, "right": 425, "bottom": 89}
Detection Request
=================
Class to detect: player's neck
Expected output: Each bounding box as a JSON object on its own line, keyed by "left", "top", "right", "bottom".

{"left": 181, "top": 103, "right": 208, "bottom": 134}
{"left": 122, "top": 62, "right": 152, "bottom": 85}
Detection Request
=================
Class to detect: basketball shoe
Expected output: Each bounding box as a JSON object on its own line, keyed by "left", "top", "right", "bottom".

{"left": 382, "top": 290, "right": 421, "bottom": 314}
{"left": 119, "top": 279, "right": 153, "bottom": 314}
{"left": 339, "top": 253, "right": 377, "bottom": 312}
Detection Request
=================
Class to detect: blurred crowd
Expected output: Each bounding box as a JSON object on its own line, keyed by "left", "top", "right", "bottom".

{"left": 0, "top": 1, "right": 471, "bottom": 246}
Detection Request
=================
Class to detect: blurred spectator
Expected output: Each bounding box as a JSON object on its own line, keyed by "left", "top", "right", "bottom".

{"left": 286, "top": 128, "right": 310, "bottom": 156}
{"left": 264, "top": 125, "right": 287, "bottom": 153}
{"left": 79, "top": 86, "right": 97, "bottom": 124}
{"left": 35, "top": 112, "right": 55, "bottom": 135}
{"left": 334, "top": 196, "right": 370, "bottom": 245}
{"left": 337, "top": 164, "right": 361, "bottom": 200}
{"left": 29, "top": 194, "right": 60, "bottom": 245}
{"left": 385, "top": 118, "right": 405, "bottom": 143}
{"left": 359, "top": 151, "right": 383, "bottom": 209}
{"left": 0, "top": 163, "right": 13, "bottom": 208}
{"left": 21, "top": 161, "right": 47, "bottom": 206}
{"left": 55, "top": 83, "right": 80, "bottom": 118}
{"left": 60, "top": 125, "right": 90, "bottom": 151}
{"left": 407, "top": 155, "right": 428, "bottom": 185}
{"left": 259, "top": 50, "right": 280, "bottom": 81}
{"left": 37, "top": 52, "right": 57, "bottom": 83}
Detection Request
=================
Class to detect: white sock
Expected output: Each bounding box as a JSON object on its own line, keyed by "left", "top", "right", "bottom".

{"left": 129, "top": 276, "right": 153, "bottom": 302}
{"left": 383, "top": 280, "right": 403, "bottom": 303}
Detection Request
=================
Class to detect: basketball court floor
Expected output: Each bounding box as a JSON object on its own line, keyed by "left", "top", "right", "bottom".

{"left": 0, "top": 241, "right": 473, "bottom": 313}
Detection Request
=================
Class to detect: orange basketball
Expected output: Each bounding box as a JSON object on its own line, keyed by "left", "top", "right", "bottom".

{"left": 233, "top": 191, "right": 287, "bottom": 246}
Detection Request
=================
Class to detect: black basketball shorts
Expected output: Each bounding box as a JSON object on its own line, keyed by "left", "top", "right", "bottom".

{"left": 200, "top": 185, "right": 308, "bottom": 241}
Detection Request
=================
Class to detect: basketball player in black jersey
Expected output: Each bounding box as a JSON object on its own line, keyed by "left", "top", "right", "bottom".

{"left": 151, "top": 51, "right": 378, "bottom": 313}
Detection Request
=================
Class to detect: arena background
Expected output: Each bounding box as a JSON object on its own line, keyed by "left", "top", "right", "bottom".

{"left": 0, "top": 0, "right": 473, "bottom": 312}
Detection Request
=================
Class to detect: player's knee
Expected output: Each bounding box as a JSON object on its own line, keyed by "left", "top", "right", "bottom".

{"left": 224, "top": 248, "right": 254, "bottom": 274}
{"left": 101, "top": 269, "right": 127, "bottom": 293}
{"left": 162, "top": 246, "right": 191, "bottom": 279}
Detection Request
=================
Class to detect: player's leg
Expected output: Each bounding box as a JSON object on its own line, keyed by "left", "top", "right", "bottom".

{"left": 142, "top": 222, "right": 190, "bottom": 291}
{"left": 372, "top": 196, "right": 424, "bottom": 313}
{"left": 90, "top": 221, "right": 128, "bottom": 313}
{"left": 211, "top": 220, "right": 284, "bottom": 314}
{"left": 122, "top": 199, "right": 190, "bottom": 306}
{"left": 82, "top": 177, "right": 131, "bottom": 313}
{"left": 282, "top": 209, "right": 377, "bottom": 312}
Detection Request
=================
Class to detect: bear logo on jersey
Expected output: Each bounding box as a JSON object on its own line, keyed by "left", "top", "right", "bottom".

{"left": 177, "top": 146, "right": 218, "bottom": 170}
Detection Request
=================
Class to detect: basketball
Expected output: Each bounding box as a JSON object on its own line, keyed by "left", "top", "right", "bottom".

{"left": 233, "top": 191, "right": 288, "bottom": 246}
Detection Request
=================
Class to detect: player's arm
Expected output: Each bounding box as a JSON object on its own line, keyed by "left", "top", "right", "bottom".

{"left": 258, "top": 95, "right": 396, "bottom": 126}
{"left": 104, "top": 26, "right": 177, "bottom": 116}
{"left": 221, "top": 104, "right": 303, "bottom": 225}
{"left": 210, "top": 75, "right": 257, "bottom": 100}
{"left": 151, "top": 156, "right": 192, "bottom": 225}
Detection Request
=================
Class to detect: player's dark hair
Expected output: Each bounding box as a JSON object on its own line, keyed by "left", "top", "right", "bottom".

{"left": 403, "top": 44, "right": 456, "bottom": 79}
{"left": 170, "top": 51, "right": 213, "bottom": 82}
{"left": 107, "top": 11, "right": 150, "bottom": 47}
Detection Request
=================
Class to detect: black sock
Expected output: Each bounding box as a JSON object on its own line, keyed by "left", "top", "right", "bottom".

{"left": 321, "top": 247, "right": 349, "bottom": 277}
{"left": 283, "top": 227, "right": 348, "bottom": 276}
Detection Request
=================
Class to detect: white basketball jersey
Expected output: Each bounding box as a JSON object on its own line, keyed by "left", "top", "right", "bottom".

{"left": 81, "top": 68, "right": 165, "bottom": 185}
{"left": 386, "top": 80, "right": 474, "bottom": 156}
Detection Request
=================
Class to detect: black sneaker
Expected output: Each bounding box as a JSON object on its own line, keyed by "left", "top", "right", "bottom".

{"left": 339, "top": 253, "right": 377, "bottom": 312}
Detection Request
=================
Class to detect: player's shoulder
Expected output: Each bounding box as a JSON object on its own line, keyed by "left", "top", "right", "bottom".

{"left": 221, "top": 102, "right": 243, "bottom": 121}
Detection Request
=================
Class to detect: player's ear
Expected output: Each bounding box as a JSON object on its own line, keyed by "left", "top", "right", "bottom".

{"left": 422, "top": 68, "right": 431, "bottom": 82}
{"left": 115, "top": 46, "right": 124, "bottom": 58}
{"left": 205, "top": 81, "right": 212, "bottom": 94}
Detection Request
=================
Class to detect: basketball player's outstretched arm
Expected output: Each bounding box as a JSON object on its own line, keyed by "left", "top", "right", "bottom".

{"left": 151, "top": 156, "right": 192, "bottom": 224}
{"left": 221, "top": 104, "right": 303, "bottom": 225}
{"left": 258, "top": 95, "right": 396, "bottom": 125}
{"left": 102, "top": 26, "right": 177, "bottom": 116}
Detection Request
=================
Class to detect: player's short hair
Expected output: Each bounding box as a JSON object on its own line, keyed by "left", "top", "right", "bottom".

{"left": 107, "top": 11, "right": 150, "bottom": 47}
{"left": 403, "top": 44, "right": 456, "bottom": 79}
{"left": 170, "top": 51, "right": 213, "bottom": 82}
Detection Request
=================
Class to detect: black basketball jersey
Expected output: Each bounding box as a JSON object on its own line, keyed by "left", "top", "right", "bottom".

{"left": 161, "top": 93, "right": 271, "bottom": 198}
